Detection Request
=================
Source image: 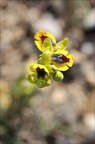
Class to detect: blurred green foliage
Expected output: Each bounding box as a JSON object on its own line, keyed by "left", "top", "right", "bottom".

{"left": 1, "top": 74, "right": 37, "bottom": 144}
{"left": 12, "top": 74, "right": 36, "bottom": 106}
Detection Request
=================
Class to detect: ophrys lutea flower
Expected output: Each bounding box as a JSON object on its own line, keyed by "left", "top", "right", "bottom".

{"left": 28, "top": 64, "right": 51, "bottom": 88}
{"left": 38, "top": 38, "right": 74, "bottom": 71}
{"left": 52, "top": 49, "right": 74, "bottom": 71}
{"left": 28, "top": 30, "right": 74, "bottom": 88}
{"left": 34, "top": 30, "right": 56, "bottom": 51}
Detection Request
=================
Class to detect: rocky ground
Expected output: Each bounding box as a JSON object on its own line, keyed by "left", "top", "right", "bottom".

{"left": 1, "top": 0, "right": 95, "bottom": 144}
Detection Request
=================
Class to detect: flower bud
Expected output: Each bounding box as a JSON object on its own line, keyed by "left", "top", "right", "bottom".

{"left": 53, "top": 71, "right": 64, "bottom": 81}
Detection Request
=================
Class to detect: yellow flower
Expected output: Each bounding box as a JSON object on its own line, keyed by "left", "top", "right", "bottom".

{"left": 34, "top": 30, "right": 56, "bottom": 51}
{"left": 28, "top": 64, "right": 51, "bottom": 88}
{"left": 30, "top": 63, "right": 49, "bottom": 76}
{"left": 52, "top": 49, "right": 74, "bottom": 71}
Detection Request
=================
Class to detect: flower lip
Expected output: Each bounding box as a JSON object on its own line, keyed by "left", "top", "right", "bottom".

{"left": 36, "top": 67, "right": 46, "bottom": 79}
{"left": 52, "top": 54, "right": 70, "bottom": 64}
{"left": 39, "top": 35, "right": 48, "bottom": 43}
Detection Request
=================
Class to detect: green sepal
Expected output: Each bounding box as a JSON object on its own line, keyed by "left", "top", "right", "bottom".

{"left": 28, "top": 73, "right": 36, "bottom": 84}
{"left": 36, "top": 78, "right": 51, "bottom": 88}
{"left": 55, "top": 38, "right": 68, "bottom": 51}
{"left": 42, "top": 38, "right": 53, "bottom": 53}
{"left": 42, "top": 52, "right": 51, "bottom": 64}
{"left": 46, "top": 79, "right": 51, "bottom": 86}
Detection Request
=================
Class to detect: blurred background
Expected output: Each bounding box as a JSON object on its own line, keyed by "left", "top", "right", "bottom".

{"left": 1, "top": 0, "right": 95, "bottom": 144}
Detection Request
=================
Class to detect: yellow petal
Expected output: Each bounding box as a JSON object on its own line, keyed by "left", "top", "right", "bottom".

{"left": 66, "top": 54, "right": 74, "bottom": 67}
{"left": 54, "top": 49, "right": 68, "bottom": 55}
{"left": 30, "top": 64, "right": 37, "bottom": 72}
{"left": 53, "top": 62, "right": 69, "bottom": 71}
{"left": 46, "top": 32, "right": 56, "bottom": 43}
{"left": 34, "top": 40, "right": 42, "bottom": 51}
{"left": 30, "top": 64, "right": 49, "bottom": 75}
{"left": 34, "top": 30, "right": 46, "bottom": 39}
